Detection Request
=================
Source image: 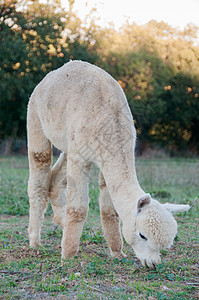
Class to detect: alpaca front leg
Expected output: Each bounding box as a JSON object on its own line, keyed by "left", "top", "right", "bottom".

{"left": 61, "top": 162, "right": 90, "bottom": 258}
{"left": 29, "top": 188, "right": 48, "bottom": 248}
{"left": 27, "top": 105, "right": 52, "bottom": 248}
{"left": 99, "top": 172, "right": 126, "bottom": 259}
{"left": 28, "top": 155, "right": 52, "bottom": 247}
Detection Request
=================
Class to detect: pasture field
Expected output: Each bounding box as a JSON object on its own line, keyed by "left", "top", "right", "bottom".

{"left": 0, "top": 156, "right": 199, "bottom": 299}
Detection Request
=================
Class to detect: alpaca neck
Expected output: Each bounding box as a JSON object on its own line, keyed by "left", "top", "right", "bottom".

{"left": 100, "top": 156, "right": 145, "bottom": 222}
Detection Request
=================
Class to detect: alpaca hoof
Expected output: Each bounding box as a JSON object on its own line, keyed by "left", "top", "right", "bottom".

{"left": 61, "top": 245, "right": 79, "bottom": 259}
{"left": 29, "top": 240, "right": 41, "bottom": 248}
{"left": 61, "top": 255, "right": 76, "bottom": 266}
{"left": 111, "top": 250, "right": 126, "bottom": 259}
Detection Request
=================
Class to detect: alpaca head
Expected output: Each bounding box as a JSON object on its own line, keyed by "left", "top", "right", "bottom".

{"left": 122, "top": 194, "right": 190, "bottom": 268}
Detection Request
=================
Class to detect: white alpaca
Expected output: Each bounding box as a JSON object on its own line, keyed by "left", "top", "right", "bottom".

{"left": 27, "top": 61, "right": 190, "bottom": 268}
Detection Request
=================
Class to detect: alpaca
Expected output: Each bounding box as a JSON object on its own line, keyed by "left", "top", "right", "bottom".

{"left": 27, "top": 60, "right": 190, "bottom": 268}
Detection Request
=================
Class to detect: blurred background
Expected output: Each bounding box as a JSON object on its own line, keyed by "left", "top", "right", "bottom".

{"left": 1, "top": 0, "right": 199, "bottom": 156}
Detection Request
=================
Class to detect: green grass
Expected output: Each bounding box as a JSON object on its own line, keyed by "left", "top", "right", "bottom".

{"left": 0, "top": 156, "right": 199, "bottom": 299}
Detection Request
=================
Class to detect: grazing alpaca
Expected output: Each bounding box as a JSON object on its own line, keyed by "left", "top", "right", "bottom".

{"left": 27, "top": 61, "right": 190, "bottom": 268}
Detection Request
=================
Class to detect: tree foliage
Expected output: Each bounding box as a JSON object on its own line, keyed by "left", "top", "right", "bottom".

{"left": 0, "top": 0, "right": 199, "bottom": 152}
{"left": 96, "top": 21, "right": 199, "bottom": 151}
{"left": 0, "top": 0, "right": 98, "bottom": 139}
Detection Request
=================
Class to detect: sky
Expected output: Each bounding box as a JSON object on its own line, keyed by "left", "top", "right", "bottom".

{"left": 62, "top": 0, "right": 199, "bottom": 30}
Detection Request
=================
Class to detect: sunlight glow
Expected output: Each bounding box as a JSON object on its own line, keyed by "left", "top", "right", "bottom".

{"left": 62, "top": 0, "right": 199, "bottom": 29}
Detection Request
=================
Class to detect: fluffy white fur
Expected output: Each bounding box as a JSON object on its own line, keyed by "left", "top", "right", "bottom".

{"left": 27, "top": 61, "right": 190, "bottom": 268}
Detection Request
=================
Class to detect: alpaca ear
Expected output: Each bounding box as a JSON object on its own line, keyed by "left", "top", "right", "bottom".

{"left": 137, "top": 194, "right": 151, "bottom": 213}
{"left": 163, "top": 203, "right": 190, "bottom": 213}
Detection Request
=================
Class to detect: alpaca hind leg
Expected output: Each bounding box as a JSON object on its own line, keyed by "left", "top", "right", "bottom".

{"left": 27, "top": 106, "right": 52, "bottom": 247}
{"left": 49, "top": 152, "right": 67, "bottom": 228}
{"left": 61, "top": 160, "right": 91, "bottom": 258}
{"left": 99, "top": 172, "right": 126, "bottom": 258}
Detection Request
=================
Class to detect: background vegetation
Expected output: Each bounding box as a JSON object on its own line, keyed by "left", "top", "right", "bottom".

{"left": 1, "top": 0, "right": 199, "bottom": 154}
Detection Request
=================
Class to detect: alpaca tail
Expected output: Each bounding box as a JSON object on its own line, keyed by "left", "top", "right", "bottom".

{"left": 48, "top": 152, "right": 67, "bottom": 227}
{"left": 51, "top": 152, "right": 66, "bottom": 178}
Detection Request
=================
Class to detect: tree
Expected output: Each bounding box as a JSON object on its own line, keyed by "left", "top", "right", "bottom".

{"left": 0, "top": 0, "right": 29, "bottom": 139}
{"left": 1, "top": 1, "right": 199, "bottom": 152}
{"left": 96, "top": 21, "right": 199, "bottom": 151}
{"left": 0, "top": 0, "right": 98, "bottom": 141}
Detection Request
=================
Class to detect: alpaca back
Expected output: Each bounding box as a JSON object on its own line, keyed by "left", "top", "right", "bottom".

{"left": 29, "top": 61, "right": 135, "bottom": 162}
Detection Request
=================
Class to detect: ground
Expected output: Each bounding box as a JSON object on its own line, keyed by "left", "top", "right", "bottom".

{"left": 0, "top": 156, "right": 199, "bottom": 299}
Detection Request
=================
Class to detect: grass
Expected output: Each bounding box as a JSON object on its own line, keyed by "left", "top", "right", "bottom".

{"left": 0, "top": 155, "right": 199, "bottom": 299}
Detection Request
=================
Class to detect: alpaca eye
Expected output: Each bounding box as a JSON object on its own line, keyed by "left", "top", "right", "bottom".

{"left": 139, "top": 233, "right": 147, "bottom": 240}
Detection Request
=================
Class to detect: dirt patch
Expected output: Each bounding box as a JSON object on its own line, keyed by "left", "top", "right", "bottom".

{"left": 0, "top": 245, "right": 50, "bottom": 264}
